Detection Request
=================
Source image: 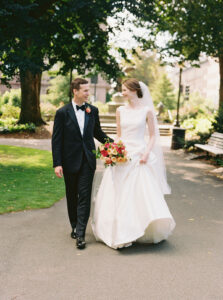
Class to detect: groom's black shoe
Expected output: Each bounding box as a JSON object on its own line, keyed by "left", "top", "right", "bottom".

{"left": 76, "top": 237, "right": 86, "bottom": 249}
{"left": 71, "top": 228, "right": 77, "bottom": 239}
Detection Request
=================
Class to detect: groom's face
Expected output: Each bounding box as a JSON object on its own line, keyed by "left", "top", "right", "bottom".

{"left": 73, "top": 84, "right": 89, "bottom": 103}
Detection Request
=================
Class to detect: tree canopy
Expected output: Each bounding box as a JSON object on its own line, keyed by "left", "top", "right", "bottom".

{"left": 123, "top": 50, "right": 162, "bottom": 88}
{"left": 149, "top": 0, "right": 223, "bottom": 107}
{"left": 0, "top": 0, "right": 157, "bottom": 83}
{"left": 151, "top": 73, "right": 176, "bottom": 110}
{"left": 0, "top": 0, "right": 121, "bottom": 84}
{"left": 0, "top": 0, "right": 156, "bottom": 124}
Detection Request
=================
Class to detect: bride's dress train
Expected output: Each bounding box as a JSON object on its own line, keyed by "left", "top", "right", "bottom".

{"left": 91, "top": 106, "right": 176, "bottom": 249}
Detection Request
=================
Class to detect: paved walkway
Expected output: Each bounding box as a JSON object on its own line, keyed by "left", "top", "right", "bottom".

{"left": 0, "top": 137, "right": 223, "bottom": 300}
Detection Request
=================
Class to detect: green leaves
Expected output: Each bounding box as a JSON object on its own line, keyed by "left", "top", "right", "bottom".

{"left": 153, "top": 0, "right": 223, "bottom": 61}
{"left": 0, "top": 0, "right": 145, "bottom": 83}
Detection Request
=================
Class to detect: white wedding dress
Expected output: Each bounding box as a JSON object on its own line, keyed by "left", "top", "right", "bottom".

{"left": 91, "top": 105, "right": 176, "bottom": 249}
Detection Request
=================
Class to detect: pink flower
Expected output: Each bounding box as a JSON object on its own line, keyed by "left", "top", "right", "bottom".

{"left": 105, "top": 157, "right": 112, "bottom": 164}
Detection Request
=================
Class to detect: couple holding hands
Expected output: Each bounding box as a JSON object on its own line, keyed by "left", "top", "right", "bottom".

{"left": 52, "top": 77, "right": 175, "bottom": 250}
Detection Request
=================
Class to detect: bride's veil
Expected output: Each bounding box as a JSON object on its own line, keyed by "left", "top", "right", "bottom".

{"left": 139, "top": 81, "right": 171, "bottom": 195}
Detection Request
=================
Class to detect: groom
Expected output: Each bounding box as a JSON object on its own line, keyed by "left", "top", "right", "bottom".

{"left": 52, "top": 78, "right": 113, "bottom": 249}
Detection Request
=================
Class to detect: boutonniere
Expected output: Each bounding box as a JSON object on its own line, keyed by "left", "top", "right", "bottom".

{"left": 85, "top": 106, "right": 91, "bottom": 114}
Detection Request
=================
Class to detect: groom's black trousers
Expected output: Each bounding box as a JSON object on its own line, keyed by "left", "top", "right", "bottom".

{"left": 63, "top": 154, "right": 95, "bottom": 238}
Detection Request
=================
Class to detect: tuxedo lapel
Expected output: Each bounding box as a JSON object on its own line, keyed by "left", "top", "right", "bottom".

{"left": 83, "top": 109, "right": 90, "bottom": 137}
{"left": 67, "top": 103, "right": 82, "bottom": 138}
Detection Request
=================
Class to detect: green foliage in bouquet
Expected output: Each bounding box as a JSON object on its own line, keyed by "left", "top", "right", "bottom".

{"left": 92, "top": 148, "right": 101, "bottom": 160}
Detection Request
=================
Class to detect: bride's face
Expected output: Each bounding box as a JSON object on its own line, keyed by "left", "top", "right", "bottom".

{"left": 122, "top": 84, "right": 136, "bottom": 100}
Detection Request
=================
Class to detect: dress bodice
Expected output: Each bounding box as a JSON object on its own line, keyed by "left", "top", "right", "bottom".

{"left": 119, "top": 105, "right": 148, "bottom": 142}
{"left": 118, "top": 105, "right": 150, "bottom": 156}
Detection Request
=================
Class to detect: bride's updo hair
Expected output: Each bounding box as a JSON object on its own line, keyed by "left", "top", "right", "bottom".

{"left": 122, "top": 78, "right": 143, "bottom": 98}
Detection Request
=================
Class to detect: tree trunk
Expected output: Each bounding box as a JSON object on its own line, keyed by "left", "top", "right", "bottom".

{"left": 219, "top": 54, "right": 223, "bottom": 108}
{"left": 19, "top": 69, "right": 45, "bottom": 125}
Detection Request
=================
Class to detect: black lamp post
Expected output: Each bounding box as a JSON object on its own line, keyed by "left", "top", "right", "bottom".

{"left": 90, "top": 74, "right": 98, "bottom": 102}
{"left": 175, "top": 67, "right": 183, "bottom": 127}
{"left": 171, "top": 67, "right": 186, "bottom": 149}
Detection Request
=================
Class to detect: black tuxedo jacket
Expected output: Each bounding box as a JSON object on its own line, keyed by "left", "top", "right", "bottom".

{"left": 52, "top": 102, "right": 112, "bottom": 173}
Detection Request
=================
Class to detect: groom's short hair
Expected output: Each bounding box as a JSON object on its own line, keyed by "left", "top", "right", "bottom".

{"left": 71, "top": 78, "right": 88, "bottom": 92}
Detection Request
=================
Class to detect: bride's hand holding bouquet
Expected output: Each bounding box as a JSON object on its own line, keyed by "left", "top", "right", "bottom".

{"left": 139, "top": 151, "right": 150, "bottom": 164}
{"left": 93, "top": 139, "right": 130, "bottom": 167}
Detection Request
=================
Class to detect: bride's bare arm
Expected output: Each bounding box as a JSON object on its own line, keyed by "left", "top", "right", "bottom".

{"left": 140, "top": 109, "right": 156, "bottom": 164}
{"left": 116, "top": 108, "right": 121, "bottom": 140}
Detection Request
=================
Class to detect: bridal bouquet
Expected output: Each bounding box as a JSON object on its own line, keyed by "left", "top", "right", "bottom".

{"left": 93, "top": 140, "right": 129, "bottom": 167}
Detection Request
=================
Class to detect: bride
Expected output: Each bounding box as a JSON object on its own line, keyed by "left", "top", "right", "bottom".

{"left": 91, "top": 78, "right": 176, "bottom": 249}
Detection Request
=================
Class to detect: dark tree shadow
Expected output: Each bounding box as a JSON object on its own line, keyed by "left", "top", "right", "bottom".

{"left": 117, "top": 240, "right": 177, "bottom": 256}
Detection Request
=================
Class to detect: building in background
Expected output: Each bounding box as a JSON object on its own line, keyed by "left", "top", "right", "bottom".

{"left": 0, "top": 76, "right": 50, "bottom": 95}
{"left": 88, "top": 74, "right": 110, "bottom": 103}
{"left": 167, "top": 57, "right": 220, "bottom": 108}
{"left": 0, "top": 74, "right": 110, "bottom": 103}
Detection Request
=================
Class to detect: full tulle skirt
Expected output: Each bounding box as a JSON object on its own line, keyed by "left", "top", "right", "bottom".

{"left": 91, "top": 149, "right": 176, "bottom": 249}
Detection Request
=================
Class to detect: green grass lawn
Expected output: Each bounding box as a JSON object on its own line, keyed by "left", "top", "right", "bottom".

{"left": 0, "top": 145, "right": 65, "bottom": 214}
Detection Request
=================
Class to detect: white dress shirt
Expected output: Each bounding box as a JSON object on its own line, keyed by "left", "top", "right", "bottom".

{"left": 72, "top": 101, "right": 85, "bottom": 136}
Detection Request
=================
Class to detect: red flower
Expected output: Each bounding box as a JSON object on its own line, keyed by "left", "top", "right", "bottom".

{"left": 101, "top": 150, "right": 108, "bottom": 157}
{"left": 86, "top": 106, "right": 91, "bottom": 114}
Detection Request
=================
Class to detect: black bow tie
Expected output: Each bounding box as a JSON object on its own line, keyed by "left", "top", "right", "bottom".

{"left": 76, "top": 104, "right": 85, "bottom": 111}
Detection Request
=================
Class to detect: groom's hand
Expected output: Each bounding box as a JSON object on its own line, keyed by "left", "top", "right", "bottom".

{"left": 54, "top": 166, "right": 63, "bottom": 178}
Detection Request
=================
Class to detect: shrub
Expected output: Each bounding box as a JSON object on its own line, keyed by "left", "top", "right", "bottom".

{"left": 0, "top": 120, "right": 36, "bottom": 133}
{"left": 212, "top": 104, "right": 223, "bottom": 133}
{"left": 180, "top": 92, "right": 214, "bottom": 122}
{"left": 181, "top": 114, "right": 214, "bottom": 151}
{"left": 179, "top": 93, "right": 220, "bottom": 152}
{"left": 41, "top": 75, "right": 70, "bottom": 106}
{"left": 180, "top": 92, "right": 215, "bottom": 137}
{"left": 0, "top": 118, "right": 17, "bottom": 126}
{"left": 0, "top": 89, "right": 21, "bottom": 107}
{"left": 182, "top": 115, "right": 214, "bottom": 136}
{"left": 41, "top": 102, "right": 58, "bottom": 121}
{"left": 213, "top": 157, "right": 223, "bottom": 167}
{"left": 0, "top": 104, "right": 20, "bottom": 119}
{"left": 184, "top": 132, "right": 212, "bottom": 150}
{"left": 93, "top": 101, "right": 109, "bottom": 114}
